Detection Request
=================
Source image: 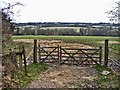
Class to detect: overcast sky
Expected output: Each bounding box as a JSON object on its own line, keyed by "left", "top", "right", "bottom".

{"left": 0, "top": 0, "right": 119, "bottom": 23}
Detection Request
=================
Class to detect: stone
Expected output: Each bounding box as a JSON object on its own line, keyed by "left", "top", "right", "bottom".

{"left": 101, "top": 70, "right": 110, "bottom": 75}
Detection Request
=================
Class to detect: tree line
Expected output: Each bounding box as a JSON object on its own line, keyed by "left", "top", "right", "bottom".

{"left": 13, "top": 26, "right": 119, "bottom": 36}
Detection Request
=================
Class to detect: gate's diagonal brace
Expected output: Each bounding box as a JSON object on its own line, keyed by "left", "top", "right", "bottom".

{"left": 61, "top": 49, "right": 80, "bottom": 65}
{"left": 41, "top": 47, "right": 57, "bottom": 62}
{"left": 41, "top": 48, "right": 57, "bottom": 61}
{"left": 80, "top": 49, "right": 100, "bottom": 65}
{"left": 80, "top": 50, "right": 99, "bottom": 65}
{"left": 66, "top": 49, "right": 80, "bottom": 61}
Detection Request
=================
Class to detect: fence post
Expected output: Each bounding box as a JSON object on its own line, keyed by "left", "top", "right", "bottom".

{"left": 33, "top": 39, "right": 37, "bottom": 63}
{"left": 19, "top": 43, "right": 23, "bottom": 68}
{"left": 23, "top": 45, "right": 27, "bottom": 75}
{"left": 38, "top": 45, "right": 41, "bottom": 63}
{"left": 59, "top": 46, "right": 62, "bottom": 65}
{"left": 104, "top": 39, "right": 108, "bottom": 66}
{"left": 58, "top": 45, "right": 59, "bottom": 61}
{"left": 99, "top": 46, "right": 102, "bottom": 65}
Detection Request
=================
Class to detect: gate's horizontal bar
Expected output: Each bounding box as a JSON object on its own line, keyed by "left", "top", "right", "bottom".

{"left": 61, "top": 52, "right": 100, "bottom": 54}
{"left": 61, "top": 56, "right": 100, "bottom": 58}
{"left": 61, "top": 48, "right": 100, "bottom": 50}
{"left": 38, "top": 47, "right": 58, "bottom": 49}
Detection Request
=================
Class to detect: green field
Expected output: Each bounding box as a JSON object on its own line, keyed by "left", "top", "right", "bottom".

{"left": 12, "top": 35, "right": 119, "bottom": 47}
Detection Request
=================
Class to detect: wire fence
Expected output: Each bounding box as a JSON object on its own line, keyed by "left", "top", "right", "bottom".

{"left": 108, "top": 44, "right": 120, "bottom": 62}
{"left": 108, "top": 46, "right": 120, "bottom": 71}
{"left": 10, "top": 42, "right": 34, "bottom": 67}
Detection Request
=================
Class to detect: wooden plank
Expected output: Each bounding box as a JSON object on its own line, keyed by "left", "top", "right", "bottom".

{"left": 40, "top": 51, "right": 59, "bottom": 53}
{"left": 38, "top": 46, "right": 58, "bottom": 49}
{"left": 43, "top": 61, "right": 56, "bottom": 63}
{"left": 61, "top": 52, "right": 100, "bottom": 54}
{"left": 41, "top": 57, "right": 59, "bottom": 59}
{"left": 61, "top": 48, "right": 100, "bottom": 50}
{"left": 61, "top": 56, "right": 100, "bottom": 58}
{"left": 40, "top": 54, "right": 58, "bottom": 56}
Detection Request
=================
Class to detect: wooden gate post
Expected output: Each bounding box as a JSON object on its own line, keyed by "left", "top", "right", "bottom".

{"left": 38, "top": 45, "right": 41, "bottom": 63}
{"left": 19, "top": 43, "right": 23, "bottom": 68}
{"left": 59, "top": 46, "right": 62, "bottom": 65}
{"left": 99, "top": 46, "right": 102, "bottom": 65}
{"left": 23, "top": 45, "right": 27, "bottom": 75}
{"left": 58, "top": 45, "right": 60, "bottom": 65}
{"left": 33, "top": 39, "right": 37, "bottom": 63}
{"left": 104, "top": 39, "right": 108, "bottom": 66}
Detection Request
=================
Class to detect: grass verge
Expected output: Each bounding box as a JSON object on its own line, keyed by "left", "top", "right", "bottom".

{"left": 15, "top": 63, "right": 48, "bottom": 87}
{"left": 94, "top": 65, "right": 120, "bottom": 88}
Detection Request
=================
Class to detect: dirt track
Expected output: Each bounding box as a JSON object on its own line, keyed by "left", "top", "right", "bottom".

{"left": 27, "top": 65, "right": 98, "bottom": 88}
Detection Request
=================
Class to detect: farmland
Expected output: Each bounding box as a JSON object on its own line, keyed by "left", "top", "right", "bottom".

{"left": 5, "top": 35, "right": 120, "bottom": 88}
{"left": 12, "top": 35, "right": 119, "bottom": 50}
{"left": 12, "top": 35, "right": 119, "bottom": 60}
{"left": 12, "top": 35, "right": 119, "bottom": 61}
{"left": 12, "top": 35, "right": 119, "bottom": 45}
{"left": 2, "top": 0, "right": 120, "bottom": 88}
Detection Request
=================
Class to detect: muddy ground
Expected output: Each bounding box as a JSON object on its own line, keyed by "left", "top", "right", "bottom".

{"left": 27, "top": 65, "right": 98, "bottom": 88}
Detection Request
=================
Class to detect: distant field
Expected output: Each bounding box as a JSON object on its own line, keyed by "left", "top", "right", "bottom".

{"left": 12, "top": 35, "right": 119, "bottom": 46}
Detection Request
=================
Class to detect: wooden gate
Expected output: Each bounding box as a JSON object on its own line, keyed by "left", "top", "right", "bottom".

{"left": 60, "top": 46, "right": 102, "bottom": 65}
{"left": 38, "top": 45, "right": 102, "bottom": 65}
{"left": 38, "top": 45, "right": 59, "bottom": 63}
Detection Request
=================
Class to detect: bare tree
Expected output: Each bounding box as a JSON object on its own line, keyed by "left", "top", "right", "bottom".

{"left": 106, "top": 1, "right": 120, "bottom": 23}
{"left": 106, "top": 1, "right": 120, "bottom": 35}
{"left": 0, "top": 2, "right": 24, "bottom": 21}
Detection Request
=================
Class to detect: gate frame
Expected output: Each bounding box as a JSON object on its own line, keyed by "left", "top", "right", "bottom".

{"left": 59, "top": 46, "right": 102, "bottom": 65}
{"left": 38, "top": 44, "right": 102, "bottom": 65}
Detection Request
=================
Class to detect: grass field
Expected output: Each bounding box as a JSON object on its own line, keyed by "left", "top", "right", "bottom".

{"left": 12, "top": 35, "right": 119, "bottom": 45}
